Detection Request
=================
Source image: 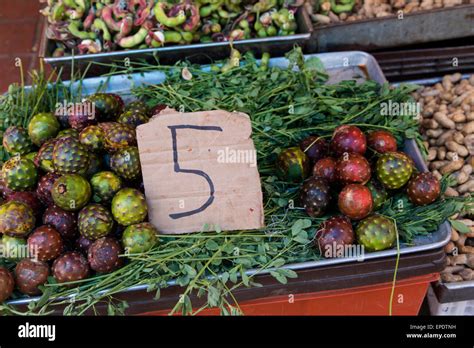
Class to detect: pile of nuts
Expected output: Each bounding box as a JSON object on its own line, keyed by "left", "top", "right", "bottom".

{"left": 416, "top": 73, "right": 474, "bottom": 283}
{"left": 307, "top": 0, "right": 469, "bottom": 26}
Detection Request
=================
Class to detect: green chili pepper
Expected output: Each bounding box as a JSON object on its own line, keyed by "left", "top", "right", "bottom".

{"left": 211, "top": 23, "right": 221, "bottom": 33}
{"left": 252, "top": 0, "right": 277, "bottom": 12}
{"left": 266, "top": 25, "right": 277, "bottom": 36}
{"left": 164, "top": 31, "right": 183, "bottom": 43}
{"left": 181, "top": 31, "right": 193, "bottom": 43}
{"left": 200, "top": 2, "right": 222, "bottom": 17}
{"left": 154, "top": 2, "right": 187, "bottom": 27}
{"left": 118, "top": 27, "right": 148, "bottom": 48}
{"left": 68, "top": 21, "right": 97, "bottom": 39}
{"left": 257, "top": 28, "right": 267, "bottom": 37}
{"left": 51, "top": 3, "right": 66, "bottom": 21}
{"left": 92, "top": 18, "right": 111, "bottom": 41}
{"left": 239, "top": 19, "right": 249, "bottom": 29}
{"left": 330, "top": 0, "right": 355, "bottom": 13}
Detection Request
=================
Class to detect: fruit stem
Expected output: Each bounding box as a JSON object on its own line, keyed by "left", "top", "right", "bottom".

{"left": 388, "top": 217, "right": 400, "bottom": 316}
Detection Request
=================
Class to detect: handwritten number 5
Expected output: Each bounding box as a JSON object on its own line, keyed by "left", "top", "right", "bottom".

{"left": 168, "top": 125, "right": 223, "bottom": 219}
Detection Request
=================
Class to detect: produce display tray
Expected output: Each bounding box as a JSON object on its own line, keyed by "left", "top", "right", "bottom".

{"left": 432, "top": 280, "right": 474, "bottom": 304}
{"left": 9, "top": 246, "right": 447, "bottom": 315}
{"left": 373, "top": 45, "right": 474, "bottom": 82}
{"left": 6, "top": 51, "right": 450, "bottom": 309}
{"left": 307, "top": 4, "right": 474, "bottom": 53}
{"left": 39, "top": 8, "right": 312, "bottom": 78}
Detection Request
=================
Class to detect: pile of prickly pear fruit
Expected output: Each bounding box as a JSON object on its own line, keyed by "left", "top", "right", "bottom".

{"left": 0, "top": 93, "right": 162, "bottom": 303}
{"left": 277, "top": 125, "right": 442, "bottom": 257}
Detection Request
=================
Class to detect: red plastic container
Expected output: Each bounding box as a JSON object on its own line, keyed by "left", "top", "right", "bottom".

{"left": 143, "top": 273, "right": 439, "bottom": 316}
{"left": 8, "top": 248, "right": 444, "bottom": 315}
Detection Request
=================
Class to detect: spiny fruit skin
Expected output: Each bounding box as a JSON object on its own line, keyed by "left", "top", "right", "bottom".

{"left": 366, "top": 179, "right": 388, "bottom": 211}
{"left": 79, "top": 125, "right": 105, "bottom": 152}
{"left": 51, "top": 174, "right": 91, "bottom": 212}
{"left": 117, "top": 109, "right": 150, "bottom": 128}
{"left": 0, "top": 201, "right": 36, "bottom": 237}
{"left": 14, "top": 259, "right": 49, "bottom": 295}
{"left": 2, "top": 126, "right": 34, "bottom": 155}
{"left": 2, "top": 157, "right": 37, "bottom": 191}
{"left": 110, "top": 146, "right": 141, "bottom": 180}
{"left": 330, "top": 125, "right": 367, "bottom": 157}
{"left": 97, "top": 122, "right": 118, "bottom": 133}
{"left": 122, "top": 222, "right": 158, "bottom": 254}
{"left": 299, "top": 136, "right": 328, "bottom": 164}
{"left": 356, "top": 214, "right": 396, "bottom": 252}
{"left": 335, "top": 153, "right": 371, "bottom": 185}
{"left": 125, "top": 100, "right": 148, "bottom": 115}
{"left": 87, "top": 93, "right": 122, "bottom": 121}
{"left": 407, "top": 172, "right": 441, "bottom": 206}
{"left": 111, "top": 188, "right": 148, "bottom": 226}
{"left": 104, "top": 123, "right": 137, "bottom": 152}
{"left": 36, "top": 172, "right": 61, "bottom": 206}
{"left": 27, "top": 226, "right": 64, "bottom": 262}
{"left": 0, "top": 267, "right": 14, "bottom": 303}
{"left": 376, "top": 151, "right": 414, "bottom": 189}
{"left": 149, "top": 104, "right": 167, "bottom": 116}
{"left": 52, "top": 252, "right": 90, "bottom": 284}
{"left": 0, "top": 235, "right": 27, "bottom": 261}
{"left": 338, "top": 184, "right": 373, "bottom": 220}
{"left": 0, "top": 178, "right": 14, "bottom": 198}
{"left": 367, "top": 130, "right": 397, "bottom": 154}
{"left": 56, "top": 128, "right": 79, "bottom": 139}
{"left": 52, "top": 136, "right": 90, "bottom": 175}
{"left": 28, "top": 112, "right": 60, "bottom": 146}
{"left": 84, "top": 153, "right": 102, "bottom": 178}
{"left": 88, "top": 237, "right": 123, "bottom": 273}
{"left": 316, "top": 215, "right": 354, "bottom": 258}
{"left": 78, "top": 204, "right": 114, "bottom": 240}
{"left": 43, "top": 205, "right": 78, "bottom": 241}
{"left": 68, "top": 101, "right": 97, "bottom": 131}
{"left": 90, "top": 171, "right": 122, "bottom": 203}
{"left": 299, "top": 177, "right": 331, "bottom": 217}
{"left": 110, "top": 94, "right": 125, "bottom": 112}
{"left": 313, "top": 157, "right": 337, "bottom": 183}
{"left": 6, "top": 191, "right": 42, "bottom": 216}
{"left": 75, "top": 235, "right": 93, "bottom": 253}
{"left": 35, "top": 139, "right": 57, "bottom": 173}
{"left": 276, "top": 147, "right": 310, "bottom": 183}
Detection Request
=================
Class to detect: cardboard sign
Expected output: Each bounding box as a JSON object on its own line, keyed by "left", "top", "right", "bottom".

{"left": 136, "top": 110, "right": 264, "bottom": 234}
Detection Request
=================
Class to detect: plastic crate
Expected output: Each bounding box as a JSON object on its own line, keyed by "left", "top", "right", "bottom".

{"left": 427, "top": 286, "right": 474, "bottom": 316}
{"left": 143, "top": 273, "right": 440, "bottom": 316}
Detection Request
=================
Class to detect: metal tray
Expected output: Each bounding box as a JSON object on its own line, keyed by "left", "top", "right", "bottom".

{"left": 7, "top": 248, "right": 446, "bottom": 314}
{"left": 373, "top": 45, "right": 474, "bottom": 81}
{"left": 39, "top": 8, "right": 312, "bottom": 78}
{"left": 307, "top": 4, "right": 474, "bottom": 52}
{"left": 433, "top": 280, "right": 474, "bottom": 303}
{"left": 5, "top": 51, "right": 450, "bottom": 308}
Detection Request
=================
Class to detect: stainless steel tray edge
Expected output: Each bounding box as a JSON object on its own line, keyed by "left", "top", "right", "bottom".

{"left": 41, "top": 8, "right": 313, "bottom": 75}
{"left": 308, "top": 5, "right": 474, "bottom": 52}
